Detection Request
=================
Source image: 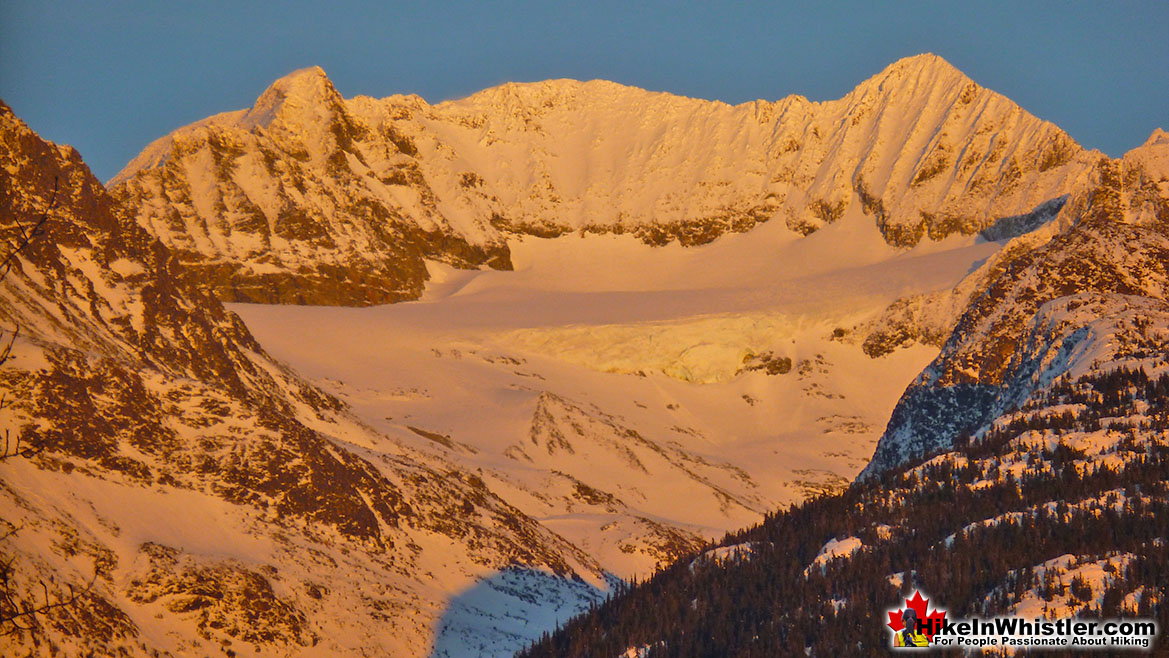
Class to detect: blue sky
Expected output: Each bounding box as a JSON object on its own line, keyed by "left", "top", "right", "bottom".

{"left": 2, "top": 1, "right": 1166, "bottom": 182}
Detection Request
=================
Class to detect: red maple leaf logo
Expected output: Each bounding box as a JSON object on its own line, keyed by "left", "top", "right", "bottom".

{"left": 887, "top": 590, "right": 947, "bottom": 640}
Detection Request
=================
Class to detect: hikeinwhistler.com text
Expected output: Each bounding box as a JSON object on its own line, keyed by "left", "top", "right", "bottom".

{"left": 915, "top": 616, "right": 1158, "bottom": 650}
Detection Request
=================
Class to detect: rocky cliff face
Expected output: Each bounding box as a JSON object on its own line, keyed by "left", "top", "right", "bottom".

{"left": 112, "top": 54, "right": 1095, "bottom": 305}
{"left": 863, "top": 131, "right": 1169, "bottom": 476}
{"left": 0, "top": 101, "right": 601, "bottom": 657}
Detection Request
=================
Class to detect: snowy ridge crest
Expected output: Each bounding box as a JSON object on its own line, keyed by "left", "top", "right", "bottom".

{"left": 112, "top": 54, "right": 1096, "bottom": 306}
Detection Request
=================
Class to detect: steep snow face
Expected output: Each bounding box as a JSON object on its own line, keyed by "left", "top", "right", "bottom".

{"left": 0, "top": 102, "right": 605, "bottom": 658}
{"left": 864, "top": 143, "right": 1169, "bottom": 476}
{"left": 112, "top": 54, "right": 1094, "bottom": 306}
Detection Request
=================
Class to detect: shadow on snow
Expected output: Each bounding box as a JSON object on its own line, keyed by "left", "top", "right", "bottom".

{"left": 428, "top": 567, "right": 618, "bottom": 658}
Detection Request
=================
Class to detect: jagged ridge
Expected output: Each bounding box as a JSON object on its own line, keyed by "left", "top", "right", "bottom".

{"left": 112, "top": 54, "right": 1095, "bottom": 305}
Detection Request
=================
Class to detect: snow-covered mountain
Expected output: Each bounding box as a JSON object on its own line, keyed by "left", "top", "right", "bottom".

{"left": 111, "top": 54, "right": 1093, "bottom": 305}
{"left": 5, "top": 51, "right": 1165, "bottom": 658}
{"left": 0, "top": 101, "right": 606, "bottom": 658}
{"left": 0, "top": 90, "right": 1001, "bottom": 658}
{"left": 864, "top": 130, "right": 1169, "bottom": 475}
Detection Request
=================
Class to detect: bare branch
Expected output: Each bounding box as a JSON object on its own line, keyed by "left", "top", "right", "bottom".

{"left": 0, "top": 177, "right": 51, "bottom": 462}
{"left": 0, "top": 325, "right": 16, "bottom": 366}
{"left": 0, "top": 568, "right": 97, "bottom": 636}
{"left": 0, "top": 176, "right": 56, "bottom": 279}
{"left": 0, "top": 175, "right": 65, "bottom": 637}
{"left": 0, "top": 433, "right": 41, "bottom": 462}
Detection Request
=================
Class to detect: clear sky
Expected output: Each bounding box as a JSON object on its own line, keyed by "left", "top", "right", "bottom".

{"left": 2, "top": 1, "right": 1166, "bottom": 182}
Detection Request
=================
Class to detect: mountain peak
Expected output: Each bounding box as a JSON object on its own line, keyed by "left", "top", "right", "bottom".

{"left": 844, "top": 52, "right": 973, "bottom": 108}
{"left": 1144, "top": 127, "right": 1169, "bottom": 147}
{"left": 239, "top": 65, "right": 344, "bottom": 129}
{"left": 890, "top": 52, "right": 954, "bottom": 70}
{"left": 1124, "top": 126, "right": 1169, "bottom": 159}
{"left": 267, "top": 65, "right": 331, "bottom": 92}
{"left": 876, "top": 52, "right": 967, "bottom": 84}
{"left": 1122, "top": 126, "right": 1169, "bottom": 179}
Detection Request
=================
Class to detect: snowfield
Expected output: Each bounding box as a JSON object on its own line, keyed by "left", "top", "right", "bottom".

{"left": 231, "top": 207, "right": 1000, "bottom": 654}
